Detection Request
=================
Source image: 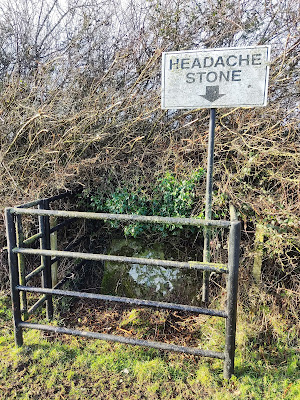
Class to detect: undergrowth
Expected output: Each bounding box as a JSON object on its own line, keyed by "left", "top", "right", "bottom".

{"left": 0, "top": 293, "right": 299, "bottom": 400}
{"left": 79, "top": 168, "right": 228, "bottom": 238}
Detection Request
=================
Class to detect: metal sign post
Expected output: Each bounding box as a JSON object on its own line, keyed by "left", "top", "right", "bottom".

{"left": 161, "top": 45, "right": 270, "bottom": 303}
{"left": 159, "top": 45, "right": 270, "bottom": 377}
{"left": 202, "top": 108, "right": 216, "bottom": 302}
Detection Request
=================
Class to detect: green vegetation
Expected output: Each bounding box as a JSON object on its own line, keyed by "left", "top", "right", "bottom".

{"left": 0, "top": 294, "right": 299, "bottom": 400}
{"left": 82, "top": 169, "right": 206, "bottom": 237}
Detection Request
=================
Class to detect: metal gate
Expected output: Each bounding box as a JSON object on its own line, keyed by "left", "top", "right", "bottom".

{"left": 5, "top": 193, "right": 241, "bottom": 379}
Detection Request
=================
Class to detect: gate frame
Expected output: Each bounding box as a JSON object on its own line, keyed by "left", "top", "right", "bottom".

{"left": 5, "top": 194, "right": 240, "bottom": 379}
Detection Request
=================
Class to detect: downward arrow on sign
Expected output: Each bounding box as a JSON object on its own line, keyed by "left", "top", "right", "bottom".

{"left": 200, "top": 86, "right": 225, "bottom": 102}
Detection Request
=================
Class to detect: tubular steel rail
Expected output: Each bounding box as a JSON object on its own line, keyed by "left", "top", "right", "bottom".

{"left": 5, "top": 194, "right": 241, "bottom": 379}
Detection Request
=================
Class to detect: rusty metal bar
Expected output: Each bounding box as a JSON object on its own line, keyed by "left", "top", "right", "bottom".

{"left": 11, "top": 207, "right": 231, "bottom": 228}
{"left": 13, "top": 248, "right": 228, "bottom": 274}
{"left": 5, "top": 209, "right": 23, "bottom": 346}
{"left": 17, "top": 285, "right": 227, "bottom": 318}
{"left": 18, "top": 322, "right": 225, "bottom": 359}
{"left": 224, "top": 221, "right": 241, "bottom": 379}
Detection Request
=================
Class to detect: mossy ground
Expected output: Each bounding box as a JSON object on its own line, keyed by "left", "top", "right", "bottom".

{"left": 0, "top": 294, "right": 299, "bottom": 400}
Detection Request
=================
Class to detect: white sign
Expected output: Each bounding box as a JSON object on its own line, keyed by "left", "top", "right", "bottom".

{"left": 161, "top": 45, "right": 271, "bottom": 109}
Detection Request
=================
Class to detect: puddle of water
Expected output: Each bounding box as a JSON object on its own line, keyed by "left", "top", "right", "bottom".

{"left": 100, "top": 238, "right": 202, "bottom": 305}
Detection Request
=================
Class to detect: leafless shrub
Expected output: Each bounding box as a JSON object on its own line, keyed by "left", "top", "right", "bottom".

{"left": 0, "top": 0, "right": 299, "bottom": 300}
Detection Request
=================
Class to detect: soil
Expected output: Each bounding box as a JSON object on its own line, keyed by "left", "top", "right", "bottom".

{"left": 55, "top": 299, "right": 217, "bottom": 348}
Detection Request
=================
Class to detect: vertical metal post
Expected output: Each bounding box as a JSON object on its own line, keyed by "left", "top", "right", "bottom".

{"left": 202, "top": 108, "right": 216, "bottom": 303}
{"left": 38, "top": 200, "right": 53, "bottom": 320}
{"left": 5, "top": 208, "right": 23, "bottom": 346}
{"left": 224, "top": 220, "right": 241, "bottom": 379}
{"left": 16, "top": 214, "right": 28, "bottom": 319}
{"left": 50, "top": 216, "right": 58, "bottom": 287}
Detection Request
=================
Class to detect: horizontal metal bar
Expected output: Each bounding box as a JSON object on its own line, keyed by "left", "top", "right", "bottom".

{"left": 13, "top": 248, "right": 228, "bottom": 273}
{"left": 16, "top": 199, "right": 43, "bottom": 208}
{"left": 44, "top": 191, "right": 78, "bottom": 204}
{"left": 11, "top": 208, "right": 231, "bottom": 228}
{"left": 25, "top": 264, "right": 45, "bottom": 282}
{"left": 18, "top": 322, "right": 225, "bottom": 359}
{"left": 16, "top": 191, "right": 81, "bottom": 209}
{"left": 16, "top": 286, "right": 227, "bottom": 318}
{"left": 27, "top": 295, "right": 47, "bottom": 315}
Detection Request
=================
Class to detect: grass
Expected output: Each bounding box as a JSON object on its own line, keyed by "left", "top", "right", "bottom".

{"left": 0, "top": 293, "right": 299, "bottom": 400}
